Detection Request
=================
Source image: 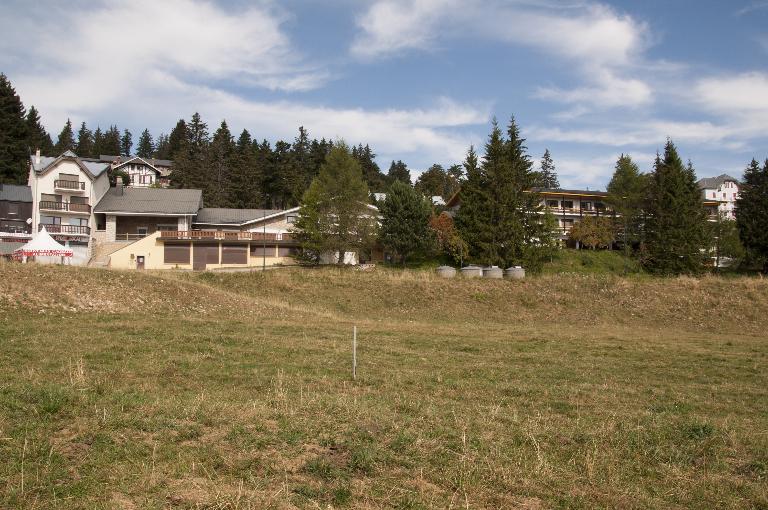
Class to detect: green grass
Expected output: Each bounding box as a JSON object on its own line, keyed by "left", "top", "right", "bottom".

{"left": 1, "top": 263, "right": 767, "bottom": 508}
{"left": 542, "top": 248, "right": 644, "bottom": 275}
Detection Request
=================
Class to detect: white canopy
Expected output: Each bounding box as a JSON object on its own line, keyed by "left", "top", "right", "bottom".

{"left": 13, "top": 226, "right": 73, "bottom": 259}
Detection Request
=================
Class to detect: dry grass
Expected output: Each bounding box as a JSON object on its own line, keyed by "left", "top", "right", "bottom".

{"left": 0, "top": 263, "right": 767, "bottom": 509}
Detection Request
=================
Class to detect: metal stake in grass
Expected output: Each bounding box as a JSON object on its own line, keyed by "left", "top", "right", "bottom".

{"left": 352, "top": 326, "right": 357, "bottom": 380}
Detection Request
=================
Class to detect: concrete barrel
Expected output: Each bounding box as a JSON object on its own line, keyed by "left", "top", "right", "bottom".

{"left": 435, "top": 266, "right": 457, "bottom": 278}
{"left": 504, "top": 266, "right": 525, "bottom": 280}
{"left": 460, "top": 265, "right": 483, "bottom": 278}
{"left": 483, "top": 266, "right": 503, "bottom": 279}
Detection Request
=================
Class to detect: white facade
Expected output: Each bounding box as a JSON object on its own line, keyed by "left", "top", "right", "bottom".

{"left": 698, "top": 176, "right": 739, "bottom": 220}
{"left": 27, "top": 151, "right": 111, "bottom": 265}
{"left": 114, "top": 158, "right": 162, "bottom": 187}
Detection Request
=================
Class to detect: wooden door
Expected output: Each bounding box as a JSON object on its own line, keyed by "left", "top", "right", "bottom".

{"left": 193, "top": 245, "right": 206, "bottom": 270}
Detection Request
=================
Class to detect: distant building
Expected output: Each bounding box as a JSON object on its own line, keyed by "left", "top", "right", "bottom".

{"left": 0, "top": 183, "right": 33, "bottom": 258}
{"left": 98, "top": 155, "right": 173, "bottom": 187}
{"left": 697, "top": 174, "right": 739, "bottom": 220}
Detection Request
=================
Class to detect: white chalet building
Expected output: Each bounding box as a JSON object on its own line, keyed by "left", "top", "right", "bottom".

{"left": 697, "top": 174, "right": 740, "bottom": 220}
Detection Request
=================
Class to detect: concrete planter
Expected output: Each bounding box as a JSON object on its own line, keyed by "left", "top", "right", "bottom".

{"left": 435, "top": 266, "right": 457, "bottom": 278}
{"left": 504, "top": 266, "right": 525, "bottom": 280}
{"left": 460, "top": 265, "right": 483, "bottom": 278}
{"left": 483, "top": 267, "right": 503, "bottom": 279}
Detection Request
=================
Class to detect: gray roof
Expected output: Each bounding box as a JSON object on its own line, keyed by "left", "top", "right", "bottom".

{"left": 697, "top": 174, "right": 739, "bottom": 189}
{"left": 0, "top": 184, "right": 32, "bottom": 202}
{"left": 94, "top": 187, "right": 202, "bottom": 215}
{"left": 195, "top": 208, "right": 283, "bottom": 225}
{"left": 30, "top": 152, "right": 110, "bottom": 176}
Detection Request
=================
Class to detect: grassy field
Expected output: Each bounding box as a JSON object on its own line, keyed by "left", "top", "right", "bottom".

{"left": 1, "top": 262, "right": 767, "bottom": 509}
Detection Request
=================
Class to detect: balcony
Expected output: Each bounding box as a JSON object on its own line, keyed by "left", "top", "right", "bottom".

{"left": 40, "top": 224, "right": 90, "bottom": 236}
{"left": 39, "top": 201, "right": 91, "bottom": 214}
{"left": 54, "top": 179, "right": 85, "bottom": 191}
{"left": 159, "top": 230, "right": 294, "bottom": 242}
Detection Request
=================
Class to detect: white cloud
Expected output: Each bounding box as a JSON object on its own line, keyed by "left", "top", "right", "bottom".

{"left": 351, "top": 0, "right": 652, "bottom": 108}
{"left": 3, "top": 0, "right": 490, "bottom": 169}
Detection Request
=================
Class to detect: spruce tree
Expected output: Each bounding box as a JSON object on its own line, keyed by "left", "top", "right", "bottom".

{"left": 54, "top": 119, "right": 76, "bottom": 154}
{"left": 0, "top": 73, "right": 29, "bottom": 183}
{"left": 75, "top": 122, "right": 93, "bottom": 157}
{"left": 25, "top": 106, "right": 54, "bottom": 155}
{"left": 102, "top": 126, "right": 121, "bottom": 155}
{"left": 229, "top": 129, "right": 262, "bottom": 208}
{"left": 454, "top": 144, "right": 491, "bottom": 265}
{"left": 120, "top": 129, "right": 133, "bottom": 157}
{"left": 136, "top": 129, "right": 154, "bottom": 158}
{"left": 204, "top": 120, "right": 235, "bottom": 207}
{"left": 387, "top": 160, "right": 411, "bottom": 185}
{"left": 156, "top": 119, "right": 187, "bottom": 160}
{"left": 643, "top": 140, "right": 707, "bottom": 274}
{"left": 294, "top": 142, "right": 377, "bottom": 264}
{"left": 379, "top": 180, "right": 434, "bottom": 264}
{"left": 353, "top": 144, "right": 387, "bottom": 193}
{"left": 736, "top": 158, "right": 768, "bottom": 271}
{"left": 607, "top": 154, "right": 647, "bottom": 257}
{"left": 92, "top": 127, "right": 104, "bottom": 157}
{"left": 535, "top": 149, "right": 559, "bottom": 188}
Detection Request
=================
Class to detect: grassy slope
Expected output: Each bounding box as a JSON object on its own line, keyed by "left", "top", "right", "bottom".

{"left": 1, "top": 263, "right": 767, "bottom": 509}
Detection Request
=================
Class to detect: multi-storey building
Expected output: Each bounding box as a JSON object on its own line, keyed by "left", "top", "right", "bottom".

{"left": 0, "top": 184, "right": 33, "bottom": 258}
{"left": 697, "top": 174, "right": 739, "bottom": 220}
{"left": 99, "top": 155, "right": 172, "bottom": 187}
{"left": 27, "top": 150, "right": 111, "bottom": 264}
{"left": 534, "top": 188, "right": 615, "bottom": 239}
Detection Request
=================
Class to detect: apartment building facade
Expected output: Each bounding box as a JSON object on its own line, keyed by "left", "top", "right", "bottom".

{"left": 697, "top": 174, "right": 739, "bottom": 220}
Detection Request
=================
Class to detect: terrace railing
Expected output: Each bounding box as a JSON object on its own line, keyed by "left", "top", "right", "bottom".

{"left": 54, "top": 180, "right": 85, "bottom": 191}
{"left": 39, "top": 224, "right": 90, "bottom": 235}
{"left": 159, "top": 230, "right": 294, "bottom": 241}
{"left": 39, "top": 201, "right": 91, "bottom": 213}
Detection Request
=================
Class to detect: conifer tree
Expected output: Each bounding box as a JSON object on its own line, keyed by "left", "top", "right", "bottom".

{"left": 25, "top": 106, "right": 54, "bottom": 155}
{"left": 294, "top": 142, "right": 377, "bottom": 264}
{"left": 535, "top": 149, "right": 559, "bottom": 188}
{"left": 379, "top": 180, "right": 433, "bottom": 264}
{"left": 92, "top": 127, "right": 104, "bottom": 157}
{"left": 173, "top": 113, "right": 208, "bottom": 190}
{"left": 75, "top": 122, "right": 93, "bottom": 157}
{"left": 102, "top": 126, "right": 122, "bottom": 155}
{"left": 644, "top": 140, "right": 707, "bottom": 274}
{"left": 54, "top": 119, "right": 76, "bottom": 154}
{"left": 120, "top": 129, "right": 133, "bottom": 157}
{"left": 387, "top": 160, "right": 411, "bottom": 185}
{"left": 153, "top": 133, "right": 169, "bottom": 158}
{"left": 229, "top": 129, "right": 262, "bottom": 208}
{"left": 736, "top": 158, "right": 768, "bottom": 271}
{"left": 204, "top": 120, "right": 235, "bottom": 207}
{"left": 0, "top": 73, "right": 29, "bottom": 183}
{"left": 607, "top": 154, "right": 647, "bottom": 257}
{"left": 136, "top": 129, "right": 154, "bottom": 158}
{"left": 454, "top": 145, "right": 487, "bottom": 265}
{"left": 352, "top": 144, "right": 387, "bottom": 193}
{"left": 155, "top": 119, "right": 187, "bottom": 160}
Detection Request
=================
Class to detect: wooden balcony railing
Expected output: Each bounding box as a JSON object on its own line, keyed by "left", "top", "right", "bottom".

{"left": 54, "top": 180, "right": 85, "bottom": 190}
{"left": 40, "top": 224, "right": 90, "bottom": 235}
{"left": 39, "top": 201, "right": 91, "bottom": 213}
{"left": 159, "top": 230, "right": 294, "bottom": 241}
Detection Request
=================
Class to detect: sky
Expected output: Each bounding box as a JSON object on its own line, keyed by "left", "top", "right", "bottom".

{"left": 1, "top": 0, "right": 767, "bottom": 189}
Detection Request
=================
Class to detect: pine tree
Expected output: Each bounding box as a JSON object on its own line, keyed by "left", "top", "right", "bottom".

{"left": 120, "top": 129, "right": 133, "bottom": 157}
{"left": 153, "top": 133, "right": 169, "bottom": 158}
{"left": 204, "top": 120, "right": 235, "bottom": 207}
{"left": 736, "top": 158, "right": 768, "bottom": 271}
{"left": 229, "top": 129, "right": 262, "bottom": 208}
{"left": 294, "top": 142, "right": 377, "bottom": 265}
{"left": 54, "top": 119, "right": 76, "bottom": 154}
{"left": 92, "top": 127, "right": 104, "bottom": 157}
{"left": 136, "top": 129, "right": 154, "bottom": 158}
{"left": 102, "top": 126, "right": 121, "bottom": 155}
{"left": 535, "top": 149, "right": 559, "bottom": 188}
{"left": 173, "top": 113, "right": 208, "bottom": 190}
{"left": 379, "top": 180, "right": 434, "bottom": 264}
{"left": 644, "top": 140, "right": 707, "bottom": 274}
{"left": 387, "top": 160, "right": 411, "bottom": 185}
{"left": 75, "top": 122, "right": 93, "bottom": 157}
{"left": 155, "top": 119, "right": 187, "bottom": 160}
{"left": 454, "top": 145, "right": 487, "bottom": 265}
{"left": 25, "top": 106, "right": 54, "bottom": 155}
{"left": 607, "top": 154, "right": 647, "bottom": 257}
{"left": 0, "top": 73, "right": 29, "bottom": 183}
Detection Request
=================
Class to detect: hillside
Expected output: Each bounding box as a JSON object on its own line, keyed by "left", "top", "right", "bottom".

{"left": 1, "top": 263, "right": 767, "bottom": 509}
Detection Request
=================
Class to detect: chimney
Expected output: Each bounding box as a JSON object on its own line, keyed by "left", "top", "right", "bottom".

{"left": 35, "top": 148, "right": 41, "bottom": 166}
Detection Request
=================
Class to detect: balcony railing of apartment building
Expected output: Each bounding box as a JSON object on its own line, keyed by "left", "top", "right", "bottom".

{"left": 159, "top": 230, "right": 294, "bottom": 241}
{"left": 39, "top": 224, "right": 91, "bottom": 235}
{"left": 39, "top": 201, "right": 91, "bottom": 213}
{"left": 54, "top": 179, "right": 85, "bottom": 191}
{"left": 544, "top": 206, "right": 615, "bottom": 216}
{"left": 1, "top": 224, "right": 29, "bottom": 234}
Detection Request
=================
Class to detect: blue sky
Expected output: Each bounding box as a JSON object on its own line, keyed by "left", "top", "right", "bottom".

{"left": 2, "top": 0, "right": 767, "bottom": 188}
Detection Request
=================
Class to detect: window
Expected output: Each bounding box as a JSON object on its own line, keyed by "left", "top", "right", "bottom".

{"left": 546, "top": 200, "right": 558, "bottom": 208}
{"left": 40, "top": 216, "right": 61, "bottom": 225}
{"left": 561, "top": 200, "right": 574, "bottom": 209}
{"left": 137, "top": 227, "right": 148, "bottom": 236}
{"left": 222, "top": 245, "right": 247, "bottom": 264}
{"left": 286, "top": 214, "right": 298, "bottom": 224}
{"left": 7, "top": 203, "right": 19, "bottom": 215}
{"left": 581, "top": 201, "right": 593, "bottom": 211}
{"left": 164, "top": 243, "right": 190, "bottom": 264}
{"left": 41, "top": 193, "right": 61, "bottom": 203}
{"left": 157, "top": 224, "right": 177, "bottom": 231}
{"left": 72, "top": 218, "right": 88, "bottom": 227}
{"left": 70, "top": 195, "right": 88, "bottom": 204}
{"left": 278, "top": 246, "right": 297, "bottom": 257}
{"left": 250, "top": 245, "right": 276, "bottom": 257}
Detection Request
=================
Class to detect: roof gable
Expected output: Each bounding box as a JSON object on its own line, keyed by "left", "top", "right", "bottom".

{"left": 113, "top": 156, "right": 161, "bottom": 175}
{"left": 31, "top": 152, "right": 110, "bottom": 180}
